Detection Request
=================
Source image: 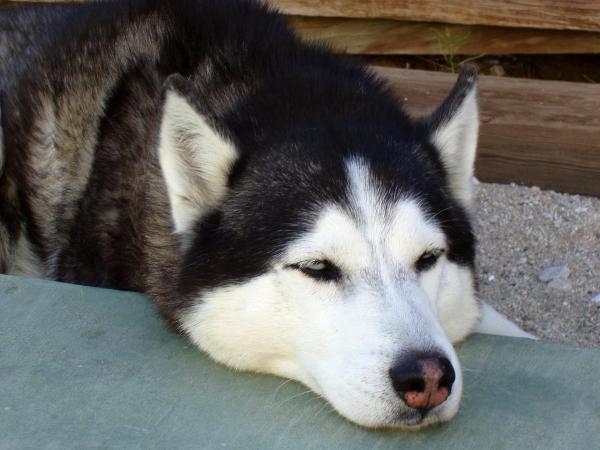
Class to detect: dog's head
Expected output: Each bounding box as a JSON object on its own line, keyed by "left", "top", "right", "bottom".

{"left": 157, "top": 65, "right": 480, "bottom": 428}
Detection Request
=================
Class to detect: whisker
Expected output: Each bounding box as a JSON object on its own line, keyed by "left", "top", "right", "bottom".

{"left": 269, "top": 378, "right": 294, "bottom": 402}
{"left": 274, "top": 389, "right": 314, "bottom": 408}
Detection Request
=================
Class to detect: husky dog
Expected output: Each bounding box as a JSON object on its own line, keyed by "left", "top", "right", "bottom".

{"left": 0, "top": 0, "right": 530, "bottom": 429}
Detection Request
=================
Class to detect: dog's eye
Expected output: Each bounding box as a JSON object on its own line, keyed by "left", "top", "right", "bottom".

{"left": 415, "top": 249, "right": 444, "bottom": 273}
{"left": 288, "top": 259, "right": 341, "bottom": 282}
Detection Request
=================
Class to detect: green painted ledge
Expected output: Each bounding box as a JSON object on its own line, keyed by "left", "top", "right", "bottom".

{"left": 1, "top": 274, "right": 599, "bottom": 450}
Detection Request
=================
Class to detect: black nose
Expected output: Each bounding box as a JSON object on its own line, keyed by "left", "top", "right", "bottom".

{"left": 389, "top": 351, "right": 455, "bottom": 410}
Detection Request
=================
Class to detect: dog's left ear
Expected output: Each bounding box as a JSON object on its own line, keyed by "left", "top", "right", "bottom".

{"left": 422, "top": 64, "right": 479, "bottom": 208}
{"left": 158, "top": 74, "right": 238, "bottom": 235}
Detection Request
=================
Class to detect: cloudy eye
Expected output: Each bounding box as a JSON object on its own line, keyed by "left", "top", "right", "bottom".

{"left": 415, "top": 249, "right": 444, "bottom": 273}
{"left": 302, "top": 260, "right": 327, "bottom": 271}
{"left": 288, "top": 259, "right": 341, "bottom": 282}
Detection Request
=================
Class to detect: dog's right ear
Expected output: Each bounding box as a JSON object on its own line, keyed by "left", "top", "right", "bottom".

{"left": 158, "top": 75, "right": 238, "bottom": 235}
{"left": 421, "top": 64, "right": 479, "bottom": 209}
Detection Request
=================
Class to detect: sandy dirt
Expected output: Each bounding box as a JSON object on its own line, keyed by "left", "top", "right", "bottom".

{"left": 474, "top": 182, "right": 600, "bottom": 348}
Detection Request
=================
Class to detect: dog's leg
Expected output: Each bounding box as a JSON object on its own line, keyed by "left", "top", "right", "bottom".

{"left": 474, "top": 302, "right": 537, "bottom": 339}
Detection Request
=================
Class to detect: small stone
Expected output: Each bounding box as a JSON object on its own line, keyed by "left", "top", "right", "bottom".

{"left": 590, "top": 293, "right": 600, "bottom": 305}
{"left": 489, "top": 64, "right": 506, "bottom": 77}
{"left": 538, "top": 265, "right": 570, "bottom": 282}
{"left": 548, "top": 278, "right": 572, "bottom": 290}
{"left": 517, "top": 256, "right": 527, "bottom": 265}
{"left": 487, "top": 274, "right": 495, "bottom": 282}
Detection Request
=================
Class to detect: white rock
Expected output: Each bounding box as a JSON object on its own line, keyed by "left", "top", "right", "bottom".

{"left": 590, "top": 293, "right": 600, "bottom": 305}
{"left": 548, "top": 278, "right": 572, "bottom": 290}
{"left": 538, "top": 265, "right": 570, "bottom": 282}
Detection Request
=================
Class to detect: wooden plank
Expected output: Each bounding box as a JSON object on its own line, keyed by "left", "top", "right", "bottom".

{"left": 373, "top": 67, "right": 600, "bottom": 196}
{"left": 271, "top": 0, "right": 600, "bottom": 32}
{"left": 289, "top": 16, "right": 600, "bottom": 55}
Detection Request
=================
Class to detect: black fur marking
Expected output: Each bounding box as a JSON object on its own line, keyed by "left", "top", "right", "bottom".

{"left": 422, "top": 64, "right": 478, "bottom": 133}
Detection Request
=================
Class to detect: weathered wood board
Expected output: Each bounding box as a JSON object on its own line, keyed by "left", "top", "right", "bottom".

{"left": 290, "top": 16, "right": 600, "bottom": 55}
{"left": 376, "top": 67, "right": 600, "bottom": 196}
{"left": 272, "top": 0, "right": 600, "bottom": 32}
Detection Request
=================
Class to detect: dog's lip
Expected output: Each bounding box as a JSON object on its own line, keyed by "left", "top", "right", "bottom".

{"left": 385, "top": 404, "right": 446, "bottom": 429}
{"left": 388, "top": 410, "right": 426, "bottom": 427}
{"left": 385, "top": 416, "right": 425, "bottom": 429}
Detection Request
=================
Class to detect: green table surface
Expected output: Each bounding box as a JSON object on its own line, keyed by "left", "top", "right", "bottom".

{"left": 1, "top": 274, "right": 599, "bottom": 449}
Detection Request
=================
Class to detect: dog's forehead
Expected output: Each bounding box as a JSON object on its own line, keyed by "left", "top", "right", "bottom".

{"left": 285, "top": 158, "right": 446, "bottom": 267}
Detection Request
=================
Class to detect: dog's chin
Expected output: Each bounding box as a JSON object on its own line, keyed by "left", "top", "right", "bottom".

{"left": 342, "top": 407, "right": 456, "bottom": 431}
{"left": 386, "top": 407, "right": 456, "bottom": 430}
{"left": 342, "top": 410, "right": 452, "bottom": 431}
{"left": 329, "top": 394, "right": 461, "bottom": 431}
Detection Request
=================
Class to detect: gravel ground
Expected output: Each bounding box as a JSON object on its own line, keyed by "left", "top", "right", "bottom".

{"left": 474, "top": 182, "right": 600, "bottom": 348}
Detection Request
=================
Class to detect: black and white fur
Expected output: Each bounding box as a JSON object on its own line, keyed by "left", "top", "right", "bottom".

{"left": 0, "top": 0, "right": 531, "bottom": 429}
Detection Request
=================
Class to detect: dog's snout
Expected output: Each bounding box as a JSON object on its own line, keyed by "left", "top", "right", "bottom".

{"left": 389, "top": 352, "right": 455, "bottom": 411}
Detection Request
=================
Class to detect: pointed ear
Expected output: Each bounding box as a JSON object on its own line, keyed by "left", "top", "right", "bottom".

{"left": 423, "top": 64, "right": 479, "bottom": 208}
{"left": 159, "top": 75, "right": 238, "bottom": 234}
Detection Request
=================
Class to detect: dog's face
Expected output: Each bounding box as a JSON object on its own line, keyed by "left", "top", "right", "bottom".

{"left": 158, "top": 67, "right": 480, "bottom": 428}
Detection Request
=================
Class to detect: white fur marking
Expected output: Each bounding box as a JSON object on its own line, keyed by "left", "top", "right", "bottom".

{"left": 432, "top": 89, "right": 479, "bottom": 207}
{"left": 159, "top": 90, "right": 237, "bottom": 234}
{"left": 475, "top": 302, "right": 537, "bottom": 339}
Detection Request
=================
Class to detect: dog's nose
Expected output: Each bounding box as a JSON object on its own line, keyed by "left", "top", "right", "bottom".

{"left": 389, "top": 352, "right": 455, "bottom": 410}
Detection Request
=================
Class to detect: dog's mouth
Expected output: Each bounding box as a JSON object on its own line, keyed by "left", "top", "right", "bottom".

{"left": 385, "top": 406, "right": 444, "bottom": 430}
{"left": 317, "top": 388, "right": 456, "bottom": 430}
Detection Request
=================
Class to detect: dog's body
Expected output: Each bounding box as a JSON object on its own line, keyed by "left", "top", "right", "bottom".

{"left": 0, "top": 0, "right": 530, "bottom": 429}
